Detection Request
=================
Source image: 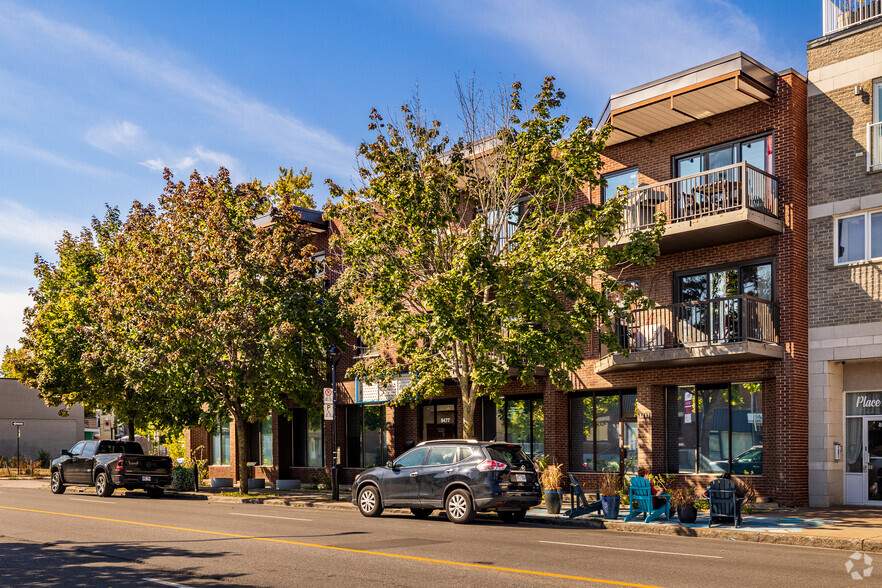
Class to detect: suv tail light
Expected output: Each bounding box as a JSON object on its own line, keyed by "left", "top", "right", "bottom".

{"left": 476, "top": 459, "right": 508, "bottom": 472}
{"left": 116, "top": 457, "right": 125, "bottom": 471}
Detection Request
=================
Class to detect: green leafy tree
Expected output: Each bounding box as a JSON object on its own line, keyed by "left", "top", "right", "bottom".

{"left": 327, "top": 77, "right": 663, "bottom": 438}
{"left": 6, "top": 209, "right": 164, "bottom": 432}
{"left": 96, "top": 167, "right": 339, "bottom": 494}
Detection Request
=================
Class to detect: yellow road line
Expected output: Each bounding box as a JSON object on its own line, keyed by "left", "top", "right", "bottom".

{"left": 0, "top": 505, "right": 662, "bottom": 587}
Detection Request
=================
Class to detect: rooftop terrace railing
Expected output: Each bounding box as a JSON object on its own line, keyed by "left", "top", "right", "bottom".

{"left": 823, "top": 0, "right": 882, "bottom": 35}
{"left": 618, "top": 162, "right": 778, "bottom": 236}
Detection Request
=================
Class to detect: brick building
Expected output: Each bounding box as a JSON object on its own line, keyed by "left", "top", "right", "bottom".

{"left": 186, "top": 54, "right": 811, "bottom": 506}
{"left": 807, "top": 5, "right": 882, "bottom": 507}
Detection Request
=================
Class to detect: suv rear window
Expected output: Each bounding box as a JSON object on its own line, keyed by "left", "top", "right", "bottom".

{"left": 487, "top": 444, "right": 535, "bottom": 470}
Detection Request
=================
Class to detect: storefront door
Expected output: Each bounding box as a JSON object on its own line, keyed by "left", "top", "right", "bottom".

{"left": 867, "top": 418, "right": 882, "bottom": 503}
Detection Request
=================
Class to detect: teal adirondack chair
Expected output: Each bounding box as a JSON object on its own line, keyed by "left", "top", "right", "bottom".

{"left": 624, "top": 476, "right": 670, "bottom": 523}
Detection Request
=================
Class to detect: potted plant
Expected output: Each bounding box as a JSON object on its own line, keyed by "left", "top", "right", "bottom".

{"left": 599, "top": 471, "right": 622, "bottom": 520}
{"left": 538, "top": 459, "right": 564, "bottom": 515}
{"left": 672, "top": 487, "right": 698, "bottom": 524}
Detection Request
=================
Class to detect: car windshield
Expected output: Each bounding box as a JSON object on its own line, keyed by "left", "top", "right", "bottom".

{"left": 487, "top": 444, "right": 534, "bottom": 470}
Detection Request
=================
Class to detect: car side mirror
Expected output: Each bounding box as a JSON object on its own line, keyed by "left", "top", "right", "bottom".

{"left": 61, "top": 449, "right": 70, "bottom": 456}
{"left": 386, "top": 461, "right": 395, "bottom": 469}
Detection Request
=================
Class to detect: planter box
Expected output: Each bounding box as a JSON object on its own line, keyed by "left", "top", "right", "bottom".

{"left": 247, "top": 478, "right": 266, "bottom": 490}
{"left": 210, "top": 477, "right": 234, "bottom": 488}
{"left": 276, "top": 479, "right": 301, "bottom": 490}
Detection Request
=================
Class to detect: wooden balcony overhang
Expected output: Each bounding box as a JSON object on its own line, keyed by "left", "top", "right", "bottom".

{"left": 598, "top": 53, "right": 777, "bottom": 147}
{"left": 595, "top": 340, "right": 784, "bottom": 373}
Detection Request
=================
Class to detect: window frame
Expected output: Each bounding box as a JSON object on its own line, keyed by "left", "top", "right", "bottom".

{"left": 834, "top": 210, "right": 882, "bottom": 266}
{"left": 672, "top": 132, "right": 774, "bottom": 177}
{"left": 673, "top": 257, "right": 776, "bottom": 303}
{"left": 665, "top": 382, "right": 763, "bottom": 475}
{"left": 497, "top": 395, "right": 544, "bottom": 459}
{"left": 291, "top": 407, "right": 324, "bottom": 468}
{"left": 210, "top": 419, "right": 231, "bottom": 466}
{"left": 601, "top": 167, "right": 639, "bottom": 204}
{"left": 568, "top": 390, "right": 637, "bottom": 473}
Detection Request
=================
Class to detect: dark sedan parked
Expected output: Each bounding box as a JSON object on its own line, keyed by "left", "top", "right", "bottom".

{"left": 351, "top": 440, "right": 541, "bottom": 524}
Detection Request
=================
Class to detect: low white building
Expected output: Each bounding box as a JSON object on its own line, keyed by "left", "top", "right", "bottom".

{"left": 0, "top": 378, "right": 84, "bottom": 461}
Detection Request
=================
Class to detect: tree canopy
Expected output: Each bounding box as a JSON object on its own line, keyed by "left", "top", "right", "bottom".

{"left": 327, "top": 77, "right": 663, "bottom": 437}
{"left": 96, "top": 167, "right": 339, "bottom": 493}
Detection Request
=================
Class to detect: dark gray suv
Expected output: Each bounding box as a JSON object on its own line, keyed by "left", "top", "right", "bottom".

{"left": 350, "top": 440, "right": 540, "bottom": 524}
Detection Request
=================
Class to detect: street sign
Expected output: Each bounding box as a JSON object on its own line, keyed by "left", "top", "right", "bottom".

{"left": 323, "top": 403, "right": 334, "bottom": 421}
{"left": 323, "top": 387, "right": 334, "bottom": 405}
{"left": 11, "top": 421, "right": 23, "bottom": 426}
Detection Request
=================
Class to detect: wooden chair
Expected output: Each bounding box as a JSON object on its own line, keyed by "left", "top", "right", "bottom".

{"left": 566, "top": 473, "right": 602, "bottom": 519}
{"left": 624, "top": 476, "right": 670, "bottom": 523}
{"left": 705, "top": 478, "right": 744, "bottom": 528}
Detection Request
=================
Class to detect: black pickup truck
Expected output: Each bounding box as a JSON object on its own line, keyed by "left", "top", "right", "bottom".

{"left": 49, "top": 439, "right": 172, "bottom": 498}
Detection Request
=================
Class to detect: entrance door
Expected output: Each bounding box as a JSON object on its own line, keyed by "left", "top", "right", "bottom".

{"left": 867, "top": 418, "right": 882, "bottom": 503}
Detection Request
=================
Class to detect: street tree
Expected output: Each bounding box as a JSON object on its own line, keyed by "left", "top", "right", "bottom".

{"left": 96, "top": 167, "right": 339, "bottom": 494}
{"left": 5, "top": 209, "right": 163, "bottom": 432}
{"left": 327, "top": 77, "right": 663, "bottom": 438}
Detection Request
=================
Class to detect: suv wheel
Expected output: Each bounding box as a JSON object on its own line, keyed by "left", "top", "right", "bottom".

{"left": 498, "top": 509, "right": 527, "bottom": 523}
{"left": 357, "top": 485, "right": 383, "bottom": 517}
{"left": 50, "top": 470, "right": 66, "bottom": 494}
{"left": 445, "top": 489, "right": 475, "bottom": 524}
{"left": 95, "top": 472, "right": 115, "bottom": 498}
{"left": 410, "top": 508, "right": 433, "bottom": 519}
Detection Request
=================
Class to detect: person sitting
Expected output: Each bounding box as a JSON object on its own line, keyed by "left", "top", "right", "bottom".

{"left": 637, "top": 466, "right": 666, "bottom": 509}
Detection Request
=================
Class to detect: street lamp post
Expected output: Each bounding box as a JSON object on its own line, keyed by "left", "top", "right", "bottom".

{"left": 327, "top": 343, "right": 342, "bottom": 501}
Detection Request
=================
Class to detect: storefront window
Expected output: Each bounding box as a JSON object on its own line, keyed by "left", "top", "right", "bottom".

{"left": 249, "top": 417, "right": 273, "bottom": 466}
{"left": 292, "top": 408, "right": 324, "bottom": 468}
{"left": 346, "top": 405, "right": 387, "bottom": 468}
{"left": 210, "top": 420, "right": 230, "bottom": 466}
{"left": 495, "top": 398, "right": 544, "bottom": 459}
{"left": 666, "top": 382, "right": 762, "bottom": 474}
{"left": 569, "top": 392, "right": 637, "bottom": 473}
{"left": 422, "top": 402, "right": 456, "bottom": 440}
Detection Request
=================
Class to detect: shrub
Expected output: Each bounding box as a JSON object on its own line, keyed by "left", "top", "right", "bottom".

{"left": 599, "top": 471, "right": 622, "bottom": 497}
{"left": 37, "top": 449, "right": 51, "bottom": 469}
{"left": 538, "top": 459, "right": 564, "bottom": 491}
{"left": 170, "top": 465, "right": 196, "bottom": 491}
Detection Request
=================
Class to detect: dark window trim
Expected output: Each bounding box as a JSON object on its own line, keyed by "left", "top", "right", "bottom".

{"left": 673, "top": 256, "right": 776, "bottom": 303}
{"left": 601, "top": 166, "right": 639, "bottom": 204}
{"left": 569, "top": 389, "right": 637, "bottom": 473}
{"left": 499, "top": 395, "right": 543, "bottom": 459}
{"left": 671, "top": 131, "right": 775, "bottom": 177}
{"left": 291, "top": 407, "right": 324, "bottom": 468}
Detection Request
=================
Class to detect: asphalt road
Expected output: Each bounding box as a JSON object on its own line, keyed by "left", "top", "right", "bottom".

{"left": 0, "top": 485, "right": 867, "bottom": 587}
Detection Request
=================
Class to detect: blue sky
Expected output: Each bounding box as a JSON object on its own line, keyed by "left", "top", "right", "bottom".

{"left": 0, "top": 0, "right": 819, "bottom": 351}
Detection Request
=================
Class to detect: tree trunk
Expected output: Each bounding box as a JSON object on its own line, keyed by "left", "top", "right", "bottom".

{"left": 128, "top": 419, "right": 135, "bottom": 443}
{"left": 462, "top": 395, "right": 476, "bottom": 439}
{"left": 235, "top": 415, "right": 249, "bottom": 495}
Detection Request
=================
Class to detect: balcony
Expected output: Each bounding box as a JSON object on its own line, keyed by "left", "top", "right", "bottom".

{"left": 595, "top": 295, "right": 783, "bottom": 373}
{"left": 823, "top": 0, "right": 882, "bottom": 36}
{"left": 868, "top": 122, "right": 882, "bottom": 172}
{"left": 614, "top": 162, "right": 782, "bottom": 253}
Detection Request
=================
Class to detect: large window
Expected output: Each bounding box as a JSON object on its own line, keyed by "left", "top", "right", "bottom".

{"left": 249, "top": 417, "right": 273, "bottom": 466}
{"left": 677, "top": 260, "right": 773, "bottom": 303}
{"left": 675, "top": 134, "right": 773, "bottom": 176}
{"left": 422, "top": 402, "right": 457, "bottom": 440}
{"left": 346, "top": 404, "right": 387, "bottom": 468}
{"left": 602, "top": 167, "right": 639, "bottom": 204}
{"left": 491, "top": 397, "right": 544, "bottom": 459}
{"left": 836, "top": 211, "right": 882, "bottom": 265}
{"left": 569, "top": 392, "right": 637, "bottom": 473}
{"left": 665, "top": 382, "right": 763, "bottom": 474}
{"left": 292, "top": 408, "right": 324, "bottom": 468}
{"left": 210, "top": 420, "right": 231, "bottom": 466}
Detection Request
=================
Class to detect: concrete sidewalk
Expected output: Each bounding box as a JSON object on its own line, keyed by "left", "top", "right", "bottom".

{"left": 7, "top": 477, "right": 882, "bottom": 553}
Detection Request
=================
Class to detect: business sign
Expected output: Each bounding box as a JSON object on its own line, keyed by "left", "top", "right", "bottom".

{"left": 846, "top": 392, "right": 882, "bottom": 416}
{"left": 683, "top": 392, "right": 693, "bottom": 424}
{"left": 11, "top": 421, "right": 23, "bottom": 427}
{"left": 323, "top": 403, "right": 334, "bottom": 421}
{"left": 356, "top": 374, "right": 412, "bottom": 404}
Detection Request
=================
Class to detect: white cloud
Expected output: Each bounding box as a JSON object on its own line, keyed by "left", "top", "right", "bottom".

{"left": 0, "top": 3, "right": 355, "bottom": 176}
{"left": 0, "top": 290, "right": 30, "bottom": 352}
{"left": 431, "top": 0, "right": 789, "bottom": 108}
{"left": 0, "top": 198, "right": 81, "bottom": 249}
{"left": 138, "top": 147, "right": 242, "bottom": 180}
{"left": 85, "top": 120, "right": 143, "bottom": 152}
{"left": 0, "top": 132, "right": 120, "bottom": 179}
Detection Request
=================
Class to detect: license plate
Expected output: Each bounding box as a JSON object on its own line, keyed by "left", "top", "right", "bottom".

{"left": 141, "top": 476, "right": 152, "bottom": 482}
{"left": 514, "top": 474, "right": 526, "bottom": 482}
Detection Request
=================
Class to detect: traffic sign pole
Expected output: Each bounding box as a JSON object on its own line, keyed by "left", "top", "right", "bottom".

{"left": 11, "top": 421, "right": 23, "bottom": 475}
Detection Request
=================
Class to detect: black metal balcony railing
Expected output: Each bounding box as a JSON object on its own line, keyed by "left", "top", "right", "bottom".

{"left": 614, "top": 295, "right": 779, "bottom": 353}
{"left": 618, "top": 162, "right": 779, "bottom": 235}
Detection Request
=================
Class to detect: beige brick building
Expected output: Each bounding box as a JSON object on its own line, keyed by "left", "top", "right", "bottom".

{"left": 807, "top": 9, "right": 882, "bottom": 506}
